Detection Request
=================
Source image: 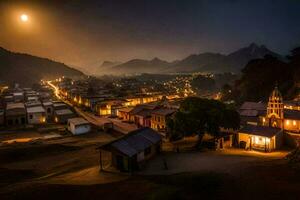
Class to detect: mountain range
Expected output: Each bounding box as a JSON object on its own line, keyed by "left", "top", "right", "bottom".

{"left": 100, "top": 43, "right": 283, "bottom": 75}
{"left": 0, "top": 47, "right": 84, "bottom": 86}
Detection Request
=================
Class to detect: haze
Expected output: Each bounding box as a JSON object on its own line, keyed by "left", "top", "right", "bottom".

{"left": 1, "top": 0, "right": 300, "bottom": 70}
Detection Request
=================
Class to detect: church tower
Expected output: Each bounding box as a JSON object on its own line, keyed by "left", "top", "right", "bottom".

{"left": 266, "top": 86, "right": 284, "bottom": 129}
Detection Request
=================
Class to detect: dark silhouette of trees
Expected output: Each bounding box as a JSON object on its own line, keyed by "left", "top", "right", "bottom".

{"left": 167, "top": 97, "right": 240, "bottom": 146}
{"left": 226, "top": 51, "right": 299, "bottom": 104}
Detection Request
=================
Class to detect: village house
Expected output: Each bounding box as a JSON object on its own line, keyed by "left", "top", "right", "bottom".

{"left": 54, "top": 109, "right": 76, "bottom": 124}
{"left": 151, "top": 108, "right": 176, "bottom": 133}
{"left": 117, "top": 107, "right": 133, "bottom": 121}
{"left": 5, "top": 102, "right": 26, "bottom": 126}
{"left": 13, "top": 92, "right": 24, "bottom": 102}
{"left": 25, "top": 101, "right": 42, "bottom": 108}
{"left": 53, "top": 102, "right": 69, "bottom": 111}
{"left": 95, "top": 100, "right": 127, "bottom": 116}
{"left": 26, "top": 106, "right": 46, "bottom": 124}
{"left": 239, "top": 101, "right": 266, "bottom": 126}
{"left": 97, "top": 127, "right": 162, "bottom": 172}
{"left": 4, "top": 95, "right": 14, "bottom": 103}
{"left": 127, "top": 104, "right": 157, "bottom": 122}
{"left": 67, "top": 117, "right": 91, "bottom": 135}
{"left": 134, "top": 109, "right": 152, "bottom": 128}
{"left": 238, "top": 124, "right": 283, "bottom": 152}
{"left": 42, "top": 101, "right": 54, "bottom": 121}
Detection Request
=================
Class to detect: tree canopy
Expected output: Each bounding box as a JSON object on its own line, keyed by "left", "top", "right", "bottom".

{"left": 167, "top": 97, "right": 240, "bottom": 143}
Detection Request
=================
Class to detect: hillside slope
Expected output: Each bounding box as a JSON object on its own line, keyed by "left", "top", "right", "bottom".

{"left": 0, "top": 47, "right": 84, "bottom": 86}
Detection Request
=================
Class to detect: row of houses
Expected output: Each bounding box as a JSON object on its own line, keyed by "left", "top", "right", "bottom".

{"left": 0, "top": 87, "right": 78, "bottom": 126}
{"left": 117, "top": 101, "right": 178, "bottom": 134}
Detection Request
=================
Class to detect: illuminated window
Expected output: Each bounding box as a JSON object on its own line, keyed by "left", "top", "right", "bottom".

{"left": 286, "top": 120, "right": 290, "bottom": 125}
{"left": 293, "top": 120, "right": 297, "bottom": 126}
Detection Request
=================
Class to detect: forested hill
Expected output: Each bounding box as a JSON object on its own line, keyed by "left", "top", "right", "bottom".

{"left": 0, "top": 47, "right": 84, "bottom": 86}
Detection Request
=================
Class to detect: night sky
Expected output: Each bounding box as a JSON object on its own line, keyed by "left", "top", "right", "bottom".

{"left": 1, "top": 0, "right": 300, "bottom": 69}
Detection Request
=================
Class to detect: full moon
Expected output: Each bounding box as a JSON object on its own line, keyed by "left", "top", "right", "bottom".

{"left": 20, "top": 14, "right": 28, "bottom": 22}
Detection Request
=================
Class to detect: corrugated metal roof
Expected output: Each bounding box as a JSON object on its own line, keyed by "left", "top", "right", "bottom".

{"left": 125, "top": 134, "right": 153, "bottom": 152}
{"left": 100, "top": 127, "right": 162, "bottom": 157}
{"left": 112, "top": 140, "right": 138, "bottom": 157}
{"left": 139, "top": 128, "right": 162, "bottom": 144}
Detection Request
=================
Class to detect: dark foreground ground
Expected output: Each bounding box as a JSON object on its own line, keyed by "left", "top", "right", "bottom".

{"left": 1, "top": 131, "right": 300, "bottom": 200}
{"left": 1, "top": 159, "right": 300, "bottom": 200}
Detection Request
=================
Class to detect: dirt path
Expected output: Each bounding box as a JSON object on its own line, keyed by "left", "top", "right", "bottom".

{"left": 140, "top": 149, "right": 288, "bottom": 176}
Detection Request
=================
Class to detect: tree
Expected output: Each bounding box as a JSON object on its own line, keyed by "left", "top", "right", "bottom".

{"left": 167, "top": 97, "right": 240, "bottom": 147}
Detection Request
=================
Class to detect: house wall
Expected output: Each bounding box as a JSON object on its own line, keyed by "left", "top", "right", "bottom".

{"left": 55, "top": 113, "right": 76, "bottom": 124}
{"left": 151, "top": 114, "right": 167, "bottom": 131}
{"left": 118, "top": 111, "right": 131, "bottom": 121}
{"left": 238, "top": 132, "right": 276, "bottom": 151}
{"left": 44, "top": 105, "right": 53, "bottom": 121}
{"left": 284, "top": 119, "right": 300, "bottom": 132}
{"left": 6, "top": 114, "right": 26, "bottom": 126}
{"left": 69, "top": 123, "right": 91, "bottom": 135}
{"left": 110, "top": 143, "right": 161, "bottom": 172}
{"left": 27, "top": 112, "right": 46, "bottom": 124}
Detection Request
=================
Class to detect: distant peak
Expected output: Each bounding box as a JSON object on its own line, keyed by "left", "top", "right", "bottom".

{"left": 151, "top": 57, "right": 161, "bottom": 61}
{"left": 249, "top": 42, "right": 259, "bottom": 48}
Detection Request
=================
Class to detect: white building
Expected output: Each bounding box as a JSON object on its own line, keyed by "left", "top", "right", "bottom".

{"left": 67, "top": 117, "right": 91, "bottom": 135}
{"left": 42, "top": 101, "right": 54, "bottom": 120}
{"left": 27, "top": 106, "right": 46, "bottom": 124}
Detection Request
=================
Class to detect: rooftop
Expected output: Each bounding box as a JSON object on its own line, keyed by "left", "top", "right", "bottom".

{"left": 25, "top": 101, "right": 42, "bottom": 107}
{"left": 239, "top": 124, "right": 282, "bottom": 138}
{"left": 68, "top": 117, "right": 90, "bottom": 126}
{"left": 53, "top": 103, "right": 68, "bottom": 107}
{"left": 43, "top": 101, "right": 53, "bottom": 106}
{"left": 6, "top": 102, "right": 25, "bottom": 110}
{"left": 55, "top": 109, "right": 74, "bottom": 115}
{"left": 27, "top": 106, "right": 46, "bottom": 113}
{"left": 151, "top": 108, "right": 176, "bottom": 116}
{"left": 98, "top": 128, "right": 162, "bottom": 157}
{"left": 118, "top": 107, "right": 134, "bottom": 113}
{"left": 240, "top": 101, "right": 266, "bottom": 111}
{"left": 284, "top": 109, "right": 300, "bottom": 120}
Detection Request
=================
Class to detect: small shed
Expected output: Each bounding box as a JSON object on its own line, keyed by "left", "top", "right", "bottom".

{"left": 67, "top": 117, "right": 91, "bottom": 135}
{"left": 54, "top": 109, "right": 76, "bottom": 124}
{"left": 97, "top": 127, "right": 162, "bottom": 172}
